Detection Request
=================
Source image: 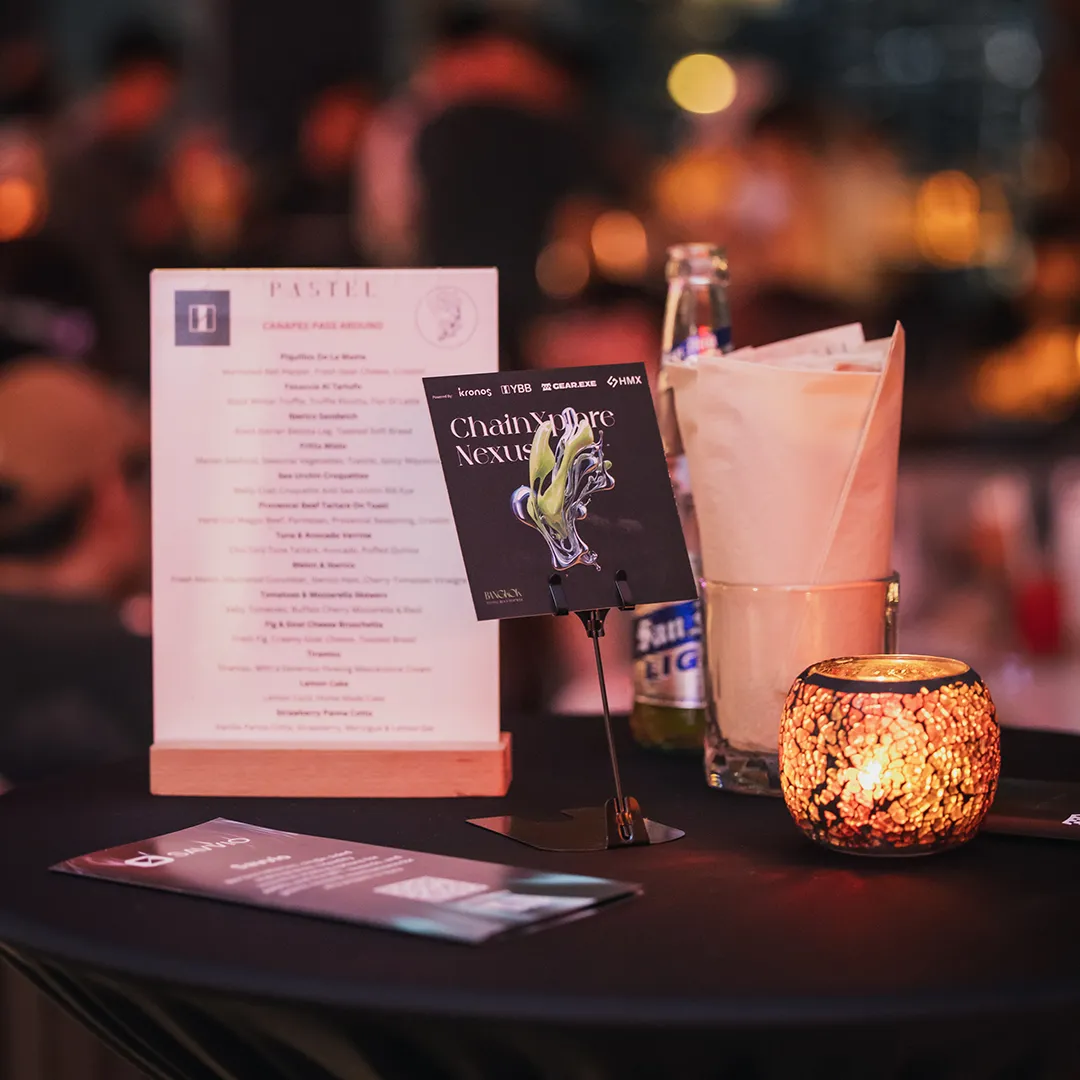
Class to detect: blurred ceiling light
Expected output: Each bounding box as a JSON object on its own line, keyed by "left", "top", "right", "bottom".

{"left": 984, "top": 26, "right": 1042, "bottom": 89}
{"left": 536, "top": 239, "right": 590, "bottom": 299}
{"left": 667, "top": 53, "right": 738, "bottom": 115}
{"left": 590, "top": 210, "right": 649, "bottom": 282}
{"left": 915, "top": 171, "right": 981, "bottom": 267}
{"left": 0, "top": 176, "right": 41, "bottom": 241}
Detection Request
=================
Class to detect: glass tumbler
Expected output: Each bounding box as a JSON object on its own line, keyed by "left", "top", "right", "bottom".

{"left": 702, "top": 574, "right": 899, "bottom": 796}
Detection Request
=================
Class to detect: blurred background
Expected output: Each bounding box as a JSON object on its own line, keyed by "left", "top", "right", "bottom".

{"left": 2, "top": 0, "right": 1080, "bottom": 1073}
{"left": 3, "top": 0, "right": 1080, "bottom": 776}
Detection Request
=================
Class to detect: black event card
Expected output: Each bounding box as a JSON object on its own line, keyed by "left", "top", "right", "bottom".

{"left": 53, "top": 819, "right": 641, "bottom": 945}
{"left": 423, "top": 363, "right": 696, "bottom": 619}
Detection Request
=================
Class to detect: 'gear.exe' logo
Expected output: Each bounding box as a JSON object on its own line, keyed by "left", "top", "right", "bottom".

{"left": 175, "top": 290, "right": 231, "bottom": 346}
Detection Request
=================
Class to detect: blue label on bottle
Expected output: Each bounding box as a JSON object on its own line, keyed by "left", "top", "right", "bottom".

{"left": 632, "top": 600, "right": 705, "bottom": 708}
{"left": 664, "top": 325, "right": 733, "bottom": 364}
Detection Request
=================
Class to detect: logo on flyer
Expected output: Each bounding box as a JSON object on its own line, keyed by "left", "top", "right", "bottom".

{"left": 124, "top": 852, "right": 175, "bottom": 868}
{"left": 483, "top": 586, "right": 524, "bottom": 606}
{"left": 416, "top": 287, "right": 477, "bottom": 348}
{"left": 175, "top": 290, "right": 231, "bottom": 346}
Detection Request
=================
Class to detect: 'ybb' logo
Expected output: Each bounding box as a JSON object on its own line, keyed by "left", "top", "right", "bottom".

{"left": 124, "top": 852, "right": 174, "bottom": 868}
{"left": 175, "top": 290, "right": 230, "bottom": 346}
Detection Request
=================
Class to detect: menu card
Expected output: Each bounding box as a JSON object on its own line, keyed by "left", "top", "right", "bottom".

{"left": 423, "top": 363, "right": 696, "bottom": 618}
{"left": 151, "top": 270, "right": 499, "bottom": 746}
{"left": 53, "top": 819, "right": 640, "bottom": 944}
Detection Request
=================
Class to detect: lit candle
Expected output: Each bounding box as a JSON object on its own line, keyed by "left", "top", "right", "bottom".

{"left": 779, "top": 655, "right": 1000, "bottom": 855}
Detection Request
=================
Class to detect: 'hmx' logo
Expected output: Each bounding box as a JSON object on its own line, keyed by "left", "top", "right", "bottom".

{"left": 175, "top": 290, "right": 230, "bottom": 346}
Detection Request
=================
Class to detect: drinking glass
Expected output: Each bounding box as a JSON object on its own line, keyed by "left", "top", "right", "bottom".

{"left": 702, "top": 574, "right": 900, "bottom": 796}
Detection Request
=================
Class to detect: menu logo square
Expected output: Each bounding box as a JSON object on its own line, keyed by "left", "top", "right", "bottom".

{"left": 175, "top": 290, "right": 230, "bottom": 346}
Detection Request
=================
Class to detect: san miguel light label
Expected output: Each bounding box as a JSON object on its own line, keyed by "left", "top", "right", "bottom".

{"left": 423, "top": 363, "right": 696, "bottom": 619}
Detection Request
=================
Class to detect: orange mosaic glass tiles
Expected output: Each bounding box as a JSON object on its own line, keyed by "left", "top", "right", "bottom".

{"left": 779, "top": 655, "right": 1000, "bottom": 855}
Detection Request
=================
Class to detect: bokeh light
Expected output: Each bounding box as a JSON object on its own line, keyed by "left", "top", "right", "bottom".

{"left": 0, "top": 176, "right": 42, "bottom": 241}
{"left": 974, "top": 327, "right": 1080, "bottom": 421}
{"left": 653, "top": 153, "right": 732, "bottom": 225}
{"left": 667, "top": 53, "right": 738, "bottom": 115}
{"left": 984, "top": 26, "right": 1042, "bottom": 90}
{"left": 536, "top": 239, "right": 590, "bottom": 299}
{"left": 590, "top": 210, "right": 649, "bottom": 281}
{"left": 915, "top": 171, "right": 981, "bottom": 267}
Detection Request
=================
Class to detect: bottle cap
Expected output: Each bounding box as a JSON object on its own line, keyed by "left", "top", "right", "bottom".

{"left": 665, "top": 244, "right": 728, "bottom": 283}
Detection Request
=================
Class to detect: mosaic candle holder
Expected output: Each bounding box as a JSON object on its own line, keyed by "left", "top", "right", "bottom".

{"left": 779, "top": 655, "right": 1000, "bottom": 855}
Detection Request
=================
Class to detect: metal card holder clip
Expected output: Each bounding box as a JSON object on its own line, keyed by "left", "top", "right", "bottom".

{"left": 469, "top": 570, "right": 684, "bottom": 851}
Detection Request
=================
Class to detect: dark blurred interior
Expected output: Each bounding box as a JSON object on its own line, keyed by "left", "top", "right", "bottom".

{"left": 2, "top": 0, "right": 1080, "bottom": 790}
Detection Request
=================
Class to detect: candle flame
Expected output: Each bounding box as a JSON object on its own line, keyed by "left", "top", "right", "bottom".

{"left": 857, "top": 760, "right": 883, "bottom": 791}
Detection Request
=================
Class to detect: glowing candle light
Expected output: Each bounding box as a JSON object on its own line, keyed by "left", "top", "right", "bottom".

{"left": 779, "top": 655, "right": 1000, "bottom": 855}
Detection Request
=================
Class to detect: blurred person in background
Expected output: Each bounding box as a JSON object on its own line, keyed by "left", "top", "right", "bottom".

{"left": 165, "top": 124, "right": 251, "bottom": 264}
{"left": 50, "top": 23, "right": 187, "bottom": 391}
{"left": 357, "top": 9, "right": 579, "bottom": 266}
{"left": 265, "top": 80, "right": 373, "bottom": 267}
{"left": 358, "top": 9, "right": 610, "bottom": 363}
{"left": 720, "top": 95, "right": 896, "bottom": 344}
{"left": 0, "top": 29, "right": 103, "bottom": 368}
{"left": 0, "top": 358, "right": 152, "bottom": 789}
{"left": 414, "top": 15, "right": 606, "bottom": 364}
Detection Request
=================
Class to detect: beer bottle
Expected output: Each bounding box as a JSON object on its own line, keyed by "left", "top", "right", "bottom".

{"left": 629, "top": 243, "right": 732, "bottom": 750}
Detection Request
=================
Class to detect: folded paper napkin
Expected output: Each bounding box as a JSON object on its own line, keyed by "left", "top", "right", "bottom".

{"left": 668, "top": 322, "right": 905, "bottom": 586}
{"left": 668, "top": 323, "right": 905, "bottom": 753}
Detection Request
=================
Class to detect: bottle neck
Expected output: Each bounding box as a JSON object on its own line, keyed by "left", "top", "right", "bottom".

{"left": 662, "top": 276, "right": 732, "bottom": 362}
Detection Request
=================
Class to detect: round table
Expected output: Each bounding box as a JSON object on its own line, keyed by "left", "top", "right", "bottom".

{"left": 1, "top": 717, "right": 1079, "bottom": 1080}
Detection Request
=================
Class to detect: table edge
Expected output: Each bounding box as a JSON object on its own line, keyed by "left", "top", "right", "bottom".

{"left": 2, "top": 911, "right": 1079, "bottom": 1030}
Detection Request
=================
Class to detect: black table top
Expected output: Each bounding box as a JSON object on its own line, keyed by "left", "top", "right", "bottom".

{"left": 1, "top": 717, "right": 1079, "bottom": 1030}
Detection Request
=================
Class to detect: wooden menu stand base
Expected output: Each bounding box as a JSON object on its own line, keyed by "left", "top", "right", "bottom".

{"left": 150, "top": 733, "right": 512, "bottom": 798}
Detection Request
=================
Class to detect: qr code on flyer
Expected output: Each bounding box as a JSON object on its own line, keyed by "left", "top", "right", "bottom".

{"left": 373, "top": 876, "right": 489, "bottom": 903}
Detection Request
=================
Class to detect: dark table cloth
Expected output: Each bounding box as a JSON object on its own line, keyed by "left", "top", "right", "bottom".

{"left": 1, "top": 717, "right": 1079, "bottom": 1080}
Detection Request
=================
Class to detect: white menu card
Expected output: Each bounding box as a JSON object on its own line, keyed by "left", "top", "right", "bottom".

{"left": 150, "top": 269, "right": 500, "bottom": 747}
